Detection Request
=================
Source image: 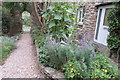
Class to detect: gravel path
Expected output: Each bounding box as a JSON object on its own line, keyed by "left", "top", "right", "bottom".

{"left": 0, "top": 33, "right": 45, "bottom": 78}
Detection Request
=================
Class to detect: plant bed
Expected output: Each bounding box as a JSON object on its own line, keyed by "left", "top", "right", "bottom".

{"left": 36, "top": 36, "right": 119, "bottom": 80}
{"left": 31, "top": 2, "right": 119, "bottom": 79}
{"left": 0, "top": 36, "right": 16, "bottom": 65}
{"left": 35, "top": 40, "right": 66, "bottom": 80}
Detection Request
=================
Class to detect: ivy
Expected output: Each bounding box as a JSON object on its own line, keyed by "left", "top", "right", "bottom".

{"left": 107, "top": 2, "right": 120, "bottom": 53}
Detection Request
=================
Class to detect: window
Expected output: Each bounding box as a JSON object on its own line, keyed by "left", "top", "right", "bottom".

{"left": 77, "top": 7, "right": 84, "bottom": 25}
{"left": 95, "top": 9, "right": 102, "bottom": 40}
{"left": 94, "top": 5, "right": 115, "bottom": 46}
{"left": 103, "top": 8, "right": 111, "bottom": 26}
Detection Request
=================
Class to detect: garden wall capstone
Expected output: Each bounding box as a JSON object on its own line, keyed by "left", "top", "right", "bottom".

{"left": 35, "top": 40, "right": 66, "bottom": 80}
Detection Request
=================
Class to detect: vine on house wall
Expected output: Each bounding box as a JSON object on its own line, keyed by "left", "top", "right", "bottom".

{"left": 107, "top": 2, "right": 120, "bottom": 58}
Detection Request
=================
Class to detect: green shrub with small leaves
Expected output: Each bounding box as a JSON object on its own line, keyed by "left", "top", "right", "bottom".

{"left": 0, "top": 37, "right": 16, "bottom": 60}
{"left": 39, "top": 40, "right": 69, "bottom": 69}
{"left": 39, "top": 39, "right": 93, "bottom": 78}
{"left": 31, "top": 28, "right": 42, "bottom": 41}
{"left": 62, "top": 60, "right": 90, "bottom": 79}
{"left": 107, "top": 2, "right": 120, "bottom": 54}
{"left": 92, "top": 53, "right": 118, "bottom": 78}
{"left": 2, "top": 7, "right": 11, "bottom": 34}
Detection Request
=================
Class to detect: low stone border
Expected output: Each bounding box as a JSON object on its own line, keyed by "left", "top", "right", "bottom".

{"left": 35, "top": 40, "right": 66, "bottom": 80}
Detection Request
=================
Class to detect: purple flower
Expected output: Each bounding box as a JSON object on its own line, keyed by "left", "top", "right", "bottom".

{"left": 67, "top": 37, "right": 71, "bottom": 41}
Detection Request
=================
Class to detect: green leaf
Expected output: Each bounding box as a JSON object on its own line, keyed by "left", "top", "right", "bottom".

{"left": 47, "top": 5, "right": 55, "bottom": 10}
{"left": 42, "top": 13, "right": 49, "bottom": 17}
{"left": 66, "top": 8, "right": 73, "bottom": 13}
{"left": 64, "top": 16, "right": 71, "bottom": 22}
{"left": 54, "top": 14, "right": 62, "bottom": 20}
{"left": 48, "top": 21, "right": 55, "bottom": 28}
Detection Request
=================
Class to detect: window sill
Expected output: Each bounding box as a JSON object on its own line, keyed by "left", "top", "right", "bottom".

{"left": 94, "top": 39, "right": 108, "bottom": 46}
{"left": 78, "top": 22, "right": 83, "bottom": 26}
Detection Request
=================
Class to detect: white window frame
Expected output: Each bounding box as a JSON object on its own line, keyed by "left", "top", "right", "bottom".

{"left": 77, "top": 7, "right": 84, "bottom": 25}
{"left": 94, "top": 5, "right": 115, "bottom": 46}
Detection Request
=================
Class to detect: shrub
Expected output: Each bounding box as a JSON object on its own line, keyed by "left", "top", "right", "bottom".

{"left": 107, "top": 2, "right": 120, "bottom": 57}
{"left": 31, "top": 28, "right": 40, "bottom": 41}
{"left": 37, "top": 36, "right": 46, "bottom": 48}
{"left": 42, "top": 3, "right": 77, "bottom": 41}
{"left": 39, "top": 36, "right": 95, "bottom": 73}
{"left": 38, "top": 35, "right": 119, "bottom": 79}
{"left": 92, "top": 53, "right": 118, "bottom": 78}
{"left": 62, "top": 45, "right": 94, "bottom": 79}
{"left": 62, "top": 60, "right": 90, "bottom": 79}
{"left": 39, "top": 39, "right": 70, "bottom": 69}
{"left": 62, "top": 60, "right": 81, "bottom": 79}
{"left": 2, "top": 7, "right": 11, "bottom": 34}
{"left": 0, "top": 36, "right": 16, "bottom": 60}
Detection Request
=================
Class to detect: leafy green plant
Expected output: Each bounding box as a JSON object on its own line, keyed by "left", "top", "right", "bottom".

{"left": 107, "top": 2, "right": 120, "bottom": 57}
{"left": 62, "top": 60, "right": 89, "bottom": 79}
{"left": 31, "top": 28, "right": 41, "bottom": 41}
{"left": 62, "top": 60, "right": 81, "bottom": 79}
{"left": 92, "top": 53, "right": 118, "bottom": 78}
{"left": 0, "top": 37, "right": 16, "bottom": 60}
{"left": 41, "top": 3, "right": 77, "bottom": 41}
{"left": 38, "top": 47, "right": 50, "bottom": 67}
{"left": 39, "top": 36, "right": 95, "bottom": 74}
{"left": 61, "top": 46, "right": 94, "bottom": 79}
{"left": 38, "top": 34, "right": 119, "bottom": 79}
{"left": 39, "top": 40, "right": 69, "bottom": 69}
{"left": 2, "top": 7, "right": 11, "bottom": 34}
{"left": 37, "top": 36, "right": 46, "bottom": 48}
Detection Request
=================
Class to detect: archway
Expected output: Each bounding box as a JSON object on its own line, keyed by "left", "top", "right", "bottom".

{"left": 22, "top": 11, "right": 32, "bottom": 32}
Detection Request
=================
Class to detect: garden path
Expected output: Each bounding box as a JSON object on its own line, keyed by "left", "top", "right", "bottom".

{"left": 1, "top": 33, "right": 45, "bottom": 78}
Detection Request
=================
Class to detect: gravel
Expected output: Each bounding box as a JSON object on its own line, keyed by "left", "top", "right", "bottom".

{"left": 0, "top": 33, "right": 45, "bottom": 78}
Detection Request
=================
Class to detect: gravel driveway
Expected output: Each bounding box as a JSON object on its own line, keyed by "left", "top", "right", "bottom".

{"left": 0, "top": 33, "right": 45, "bottom": 79}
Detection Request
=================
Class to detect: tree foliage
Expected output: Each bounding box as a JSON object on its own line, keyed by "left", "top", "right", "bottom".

{"left": 2, "top": 7, "right": 11, "bottom": 34}
{"left": 3, "top": 2, "right": 29, "bottom": 13}
{"left": 41, "top": 3, "right": 78, "bottom": 41}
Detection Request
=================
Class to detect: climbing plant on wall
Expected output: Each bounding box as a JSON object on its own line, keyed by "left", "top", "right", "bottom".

{"left": 107, "top": 2, "right": 120, "bottom": 58}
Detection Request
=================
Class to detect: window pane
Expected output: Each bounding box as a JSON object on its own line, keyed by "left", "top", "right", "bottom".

{"left": 79, "top": 11, "right": 81, "bottom": 22}
{"left": 77, "top": 7, "right": 84, "bottom": 23}
{"left": 95, "top": 9, "right": 102, "bottom": 40}
{"left": 103, "top": 8, "right": 111, "bottom": 26}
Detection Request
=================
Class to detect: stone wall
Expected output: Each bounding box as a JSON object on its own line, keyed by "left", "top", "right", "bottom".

{"left": 76, "top": 2, "right": 110, "bottom": 55}
{"left": 76, "top": 2, "right": 101, "bottom": 40}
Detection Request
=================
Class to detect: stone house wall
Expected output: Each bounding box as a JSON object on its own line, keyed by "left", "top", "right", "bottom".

{"left": 76, "top": 2, "right": 110, "bottom": 56}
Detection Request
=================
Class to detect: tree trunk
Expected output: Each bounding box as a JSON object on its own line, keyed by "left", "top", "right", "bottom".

{"left": 32, "top": 2, "right": 43, "bottom": 27}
